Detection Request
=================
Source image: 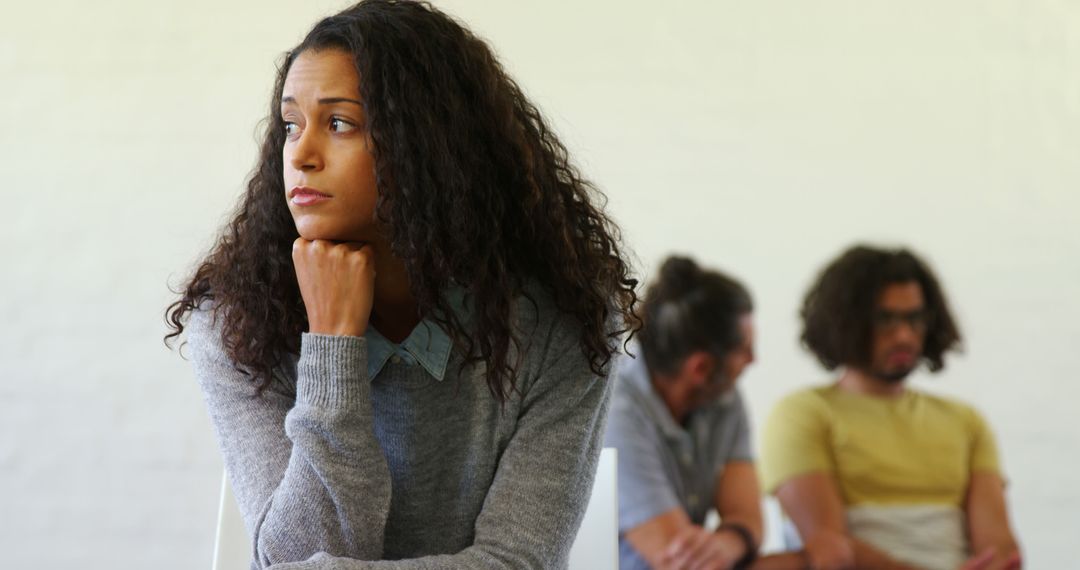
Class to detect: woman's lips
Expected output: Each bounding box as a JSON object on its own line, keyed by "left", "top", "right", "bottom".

{"left": 290, "top": 186, "right": 331, "bottom": 206}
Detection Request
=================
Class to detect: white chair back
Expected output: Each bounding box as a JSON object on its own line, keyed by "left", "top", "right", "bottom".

{"left": 568, "top": 447, "right": 619, "bottom": 569}
{"left": 212, "top": 475, "right": 251, "bottom": 570}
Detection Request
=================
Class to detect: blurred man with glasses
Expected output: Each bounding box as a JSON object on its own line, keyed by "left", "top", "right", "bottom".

{"left": 762, "top": 245, "right": 1021, "bottom": 570}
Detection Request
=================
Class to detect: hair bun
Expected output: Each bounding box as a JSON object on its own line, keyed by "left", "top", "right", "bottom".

{"left": 658, "top": 256, "right": 700, "bottom": 294}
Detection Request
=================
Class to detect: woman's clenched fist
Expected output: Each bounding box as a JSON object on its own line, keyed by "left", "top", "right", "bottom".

{"left": 292, "top": 238, "right": 376, "bottom": 337}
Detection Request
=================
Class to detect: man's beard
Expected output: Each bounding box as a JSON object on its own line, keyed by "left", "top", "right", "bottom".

{"left": 872, "top": 364, "right": 915, "bottom": 384}
{"left": 871, "top": 345, "right": 920, "bottom": 384}
{"left": 691, "top": 373, "right": 736, "bottom": 408}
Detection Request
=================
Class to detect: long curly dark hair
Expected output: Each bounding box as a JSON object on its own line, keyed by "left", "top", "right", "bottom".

{"left": 800, "top": 245, "right": 961, "bottom": 373}
{"left": 165, "top": 0, "right": 639, "bottom": 402}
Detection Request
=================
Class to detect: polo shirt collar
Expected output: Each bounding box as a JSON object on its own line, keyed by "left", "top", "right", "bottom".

{"left": 620, "top": 341, "right": 738, "bottom": 439}
{"left": 620, "top": 343, "right": 688, "bottom": 439}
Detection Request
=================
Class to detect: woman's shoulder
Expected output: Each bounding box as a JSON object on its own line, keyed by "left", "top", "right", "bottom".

{"left": 184, "top": 301, "right": 226, "bottom": 355}
{"left": 499, "top": 285, "right": 616, "bottom": 416}
{"left": 183, "top": 301, "right": 298, "bottom": 394}
{"left": 511, "top": 283, "right": 588, "bottom": 358}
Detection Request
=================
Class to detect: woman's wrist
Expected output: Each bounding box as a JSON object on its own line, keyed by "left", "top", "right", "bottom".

{"left": 296, "top": 333, "right": 370, "bottom": 408}
{"left": 307, "top": 319, "right": 367, "bottom": 337}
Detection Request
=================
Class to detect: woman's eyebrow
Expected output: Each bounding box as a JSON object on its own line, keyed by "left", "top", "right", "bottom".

{"left": 280, "top": 96, "right": 363, "bottom": 106}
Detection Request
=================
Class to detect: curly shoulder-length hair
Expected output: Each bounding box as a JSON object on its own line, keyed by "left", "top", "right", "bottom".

{"left": 800, "top": 245, "right": 961, "bottom": 373}
{"left": 165, "top": 0, "right": 639, "bottom": 401}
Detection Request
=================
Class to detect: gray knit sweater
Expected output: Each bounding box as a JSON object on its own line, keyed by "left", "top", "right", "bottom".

{"left": 187, "top": 294, "right": 613, "bottom": 569}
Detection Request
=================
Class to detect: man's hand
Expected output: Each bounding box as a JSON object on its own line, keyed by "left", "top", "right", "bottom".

{"left": 959, "top": 548, "right": 996, "bottom": 570}
{"left": 958, "top": 547, "right": 1022, "bottom": 570}
{"left": 292, "top": 239, "right": 375, "bottom": 337}
{"left": 660, "top": 525, "right": 744, "bottom": 570}
{"left": 802, "top": 530, "right": 855, "bottom": 570}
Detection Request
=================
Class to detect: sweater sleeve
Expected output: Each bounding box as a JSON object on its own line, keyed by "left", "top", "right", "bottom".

{"left": 265, "top": 315, "right": 616, "bottom": 570}
{"left": 187, "top": 308, "right": 392, "bottom": 568}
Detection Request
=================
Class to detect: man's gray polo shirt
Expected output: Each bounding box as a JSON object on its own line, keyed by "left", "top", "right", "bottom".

{"left": 603, "top": 346, "right": 753, "bottom": 570}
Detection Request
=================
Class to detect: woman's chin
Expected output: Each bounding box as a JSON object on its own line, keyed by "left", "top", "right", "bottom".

{"left": 294, "top": 221, "right": 368, "bottom": 243}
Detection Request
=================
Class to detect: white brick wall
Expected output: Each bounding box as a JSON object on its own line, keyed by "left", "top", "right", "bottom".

{"left": 2, "top": 1, "right": 1076, "bottom": 568}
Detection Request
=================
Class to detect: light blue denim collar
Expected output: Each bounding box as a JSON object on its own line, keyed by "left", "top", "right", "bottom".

{"left": 365, "top": 320, "right": 452, "bottom": 381}
{"left": 364, "top": 290, "right": 469, "bottom": 381}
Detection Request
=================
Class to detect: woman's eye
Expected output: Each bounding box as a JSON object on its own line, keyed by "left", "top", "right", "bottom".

{"left": 330, "top": 118, "right": 356, "bottom": 133}
{"left": 284, "top": 122, "right": 300, "bottom": 137}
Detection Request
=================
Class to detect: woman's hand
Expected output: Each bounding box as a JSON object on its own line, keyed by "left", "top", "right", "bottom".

{"left": 292, "top": 238, "right": 375, "bottom": 337}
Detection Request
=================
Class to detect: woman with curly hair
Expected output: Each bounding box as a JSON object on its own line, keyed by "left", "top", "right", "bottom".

{"left": 165, "top": 1, "right": 638, "bottom": 568}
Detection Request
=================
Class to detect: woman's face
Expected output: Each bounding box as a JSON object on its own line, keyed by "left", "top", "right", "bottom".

{"left": 281, "top": 48, "right": 378, "bottom": 242}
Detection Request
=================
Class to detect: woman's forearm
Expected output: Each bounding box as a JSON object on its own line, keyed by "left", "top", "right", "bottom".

{"left": 253, "top": 333, "right": 392, "bottom": 567}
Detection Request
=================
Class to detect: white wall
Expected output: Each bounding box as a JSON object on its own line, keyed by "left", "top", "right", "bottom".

{"left": 2, "top": 1, "right": 1076, "bottom": 568}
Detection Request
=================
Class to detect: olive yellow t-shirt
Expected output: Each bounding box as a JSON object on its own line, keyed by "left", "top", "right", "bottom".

{"left": 761, "top": 385, "right": 1000, "bottom": 507}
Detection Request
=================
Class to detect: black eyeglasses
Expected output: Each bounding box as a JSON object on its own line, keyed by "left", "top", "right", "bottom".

{"left": 872, "top": 309, "right": 930, "bottom": 332}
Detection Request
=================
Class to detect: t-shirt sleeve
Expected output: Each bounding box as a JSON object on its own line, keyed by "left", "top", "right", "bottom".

{"left": 726, "top": 390, "right": 754, "bottom": 463}
{"left": 968, "top": 406, "right": 1001, "bottom": 474}
{"left": 603, "top": 390, "right": 682, "bottom": 532}
{"left": 760, "top": 390, "right": 834, "bottom": 495}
